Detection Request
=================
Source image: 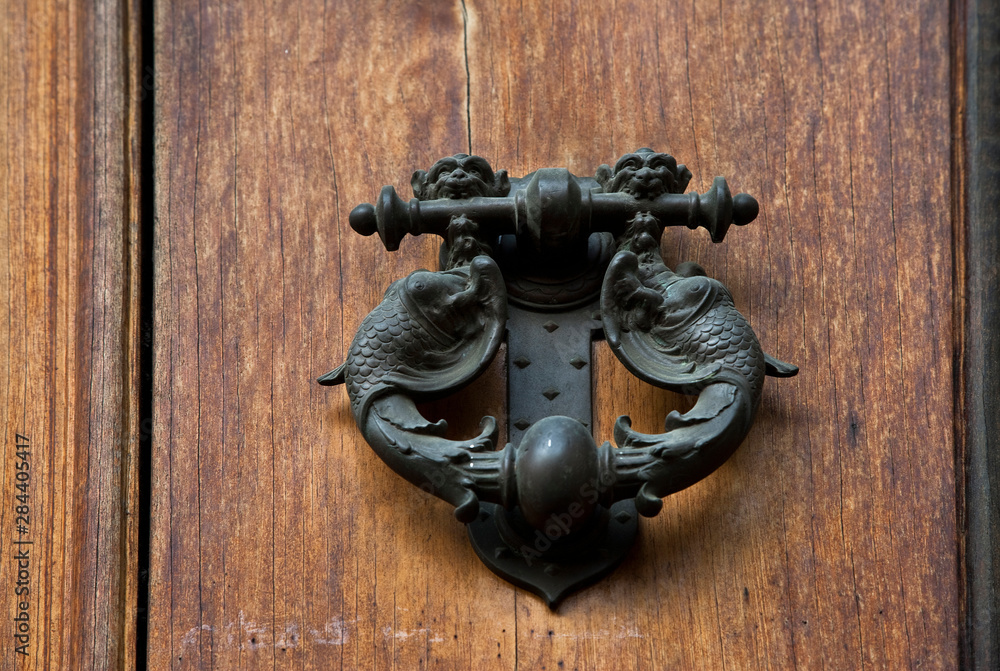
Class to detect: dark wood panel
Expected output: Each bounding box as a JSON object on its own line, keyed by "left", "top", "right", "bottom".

{"left": 151, "top": 0, "right": 958, "bottom": 668}
{"left": 962, "top": 0, "right": 1000, "bottom": 667}
{"left": 0, "top": 0, "right": 141, "bottom": 668}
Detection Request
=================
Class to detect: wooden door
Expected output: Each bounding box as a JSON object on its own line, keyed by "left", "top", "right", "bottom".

{"left": 2, "top": 0, "right": 997, "bottom": 669}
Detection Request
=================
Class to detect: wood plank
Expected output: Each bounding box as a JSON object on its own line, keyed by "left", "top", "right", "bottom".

{"left": 467, "top": 0, "right": 957, "bottom": 667}
{"left": 151, "top": 0, "right": 958, "bottom": 668}
{"left": 0, "top": 0, "right": 141, "bottom": 668}
{"left": 149, "top": 2, "right": 516, "bottom": 669}
{"left": 962, "top": 0, "right": 1000, "bottom": 667}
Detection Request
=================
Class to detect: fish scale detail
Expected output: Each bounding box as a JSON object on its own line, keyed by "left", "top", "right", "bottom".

{"left": 318, "top": 256, "right": 508, "bottom": 428}
{"left": 602, "top": 250, "right": 791, "bottom": 408}
{"left": 344, "top": 287, "right": 437, "bottom": 419}
{"left": 677, "top": 288, "right": 765, "bottom": 400}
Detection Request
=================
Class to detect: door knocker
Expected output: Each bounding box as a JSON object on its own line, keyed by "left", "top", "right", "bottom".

{"left": 319, "top": 149, "right": 797, "bottom": 607}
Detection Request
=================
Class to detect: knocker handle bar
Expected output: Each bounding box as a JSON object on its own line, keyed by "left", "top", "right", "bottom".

{"left": 349, "top": 168, "right": 759, "bottom": 252}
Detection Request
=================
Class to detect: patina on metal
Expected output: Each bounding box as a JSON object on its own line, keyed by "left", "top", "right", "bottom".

{"left": 319, "top": 149, "right": 797, "bottom": 608}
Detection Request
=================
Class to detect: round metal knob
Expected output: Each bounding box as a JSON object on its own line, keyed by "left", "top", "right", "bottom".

{"left": 349, "top": 202, "right": 377, "bottom": 236}
{"left": 514, "top": 416, "right": 600, "bottom": 534}
{"left": 732, "top": 192, "right": 759, "bottom": 226}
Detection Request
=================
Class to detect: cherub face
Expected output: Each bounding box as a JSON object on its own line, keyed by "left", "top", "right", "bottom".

{"left": 411, "top": 154, "right": 510, "bottom": 200}
{"left": 599, "top": 149, "right": 691, "bottom": 200}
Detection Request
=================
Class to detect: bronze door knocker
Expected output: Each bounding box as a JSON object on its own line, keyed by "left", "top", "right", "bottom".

{"left": 318, "top": 149, "right": 797, "bottom": 608}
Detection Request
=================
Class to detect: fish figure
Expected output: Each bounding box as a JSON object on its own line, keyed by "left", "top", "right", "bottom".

{"left": 318, "top": 255, "right": 507, "bottom": 522}
{"left": 603, "top": 250, "right": 797, "bottom": 424}
{"left": 601, "top": 249, "right": 798, "bottom": 517}
{"left": 319, "top": 255, "right": 506, "bottom": 422}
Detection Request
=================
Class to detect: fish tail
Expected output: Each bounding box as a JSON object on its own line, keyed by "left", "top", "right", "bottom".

{"left": 317, "top": 362, "right": 347, "bottom": 386}
{"left": 764, "top": 353, "right": 798, "bottom": 378}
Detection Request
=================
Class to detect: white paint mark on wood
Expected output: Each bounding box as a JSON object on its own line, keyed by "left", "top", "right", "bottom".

{"left": 177, "top": 616, "right": 355, "bottom": 651}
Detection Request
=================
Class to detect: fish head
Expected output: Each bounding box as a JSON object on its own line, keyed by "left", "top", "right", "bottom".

{"left": 657, "top": 276, "right": 724, "bottom": 331}
{"left": 400, "top": 256, "right": 506, "bottom": 340}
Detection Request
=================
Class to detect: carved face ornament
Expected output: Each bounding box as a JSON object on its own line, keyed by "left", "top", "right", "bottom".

{"left": 412, "top": 153, "right": 510, "bottom": 200}
{"left": 604, "top": 148, "right": 688, "bottom": 199}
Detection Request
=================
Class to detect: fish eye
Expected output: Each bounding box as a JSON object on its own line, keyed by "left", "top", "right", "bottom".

{"left": 413, "top": 280, "right": 426, "bottom": 291}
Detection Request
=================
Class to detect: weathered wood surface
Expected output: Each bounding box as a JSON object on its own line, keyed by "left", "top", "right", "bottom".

{"left": 0, "top": 0, "right": 141, "bottom": 669}
{"left": 150, "top": 0, "right": 957, "bottom": 668}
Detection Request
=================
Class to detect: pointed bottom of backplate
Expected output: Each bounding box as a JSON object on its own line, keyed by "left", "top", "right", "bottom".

{"left": 467, "top": 500, "right": 639, "bottom": 609}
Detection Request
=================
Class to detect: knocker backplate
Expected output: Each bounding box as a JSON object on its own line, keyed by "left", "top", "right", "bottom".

{"left": 468, "top": 501, "right": 638, "bottom": 608}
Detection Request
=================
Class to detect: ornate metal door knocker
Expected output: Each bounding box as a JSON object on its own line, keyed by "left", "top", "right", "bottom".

{"left": 319, "top": 149, "right": 798, "bottom": 608}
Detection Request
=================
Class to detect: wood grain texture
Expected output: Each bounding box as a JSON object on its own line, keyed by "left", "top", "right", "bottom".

{"left": 0, "top": 0, "right": 141, "bottom": 668}
{"left": 150, "top": 0, "right": 958, "bottom": 668}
